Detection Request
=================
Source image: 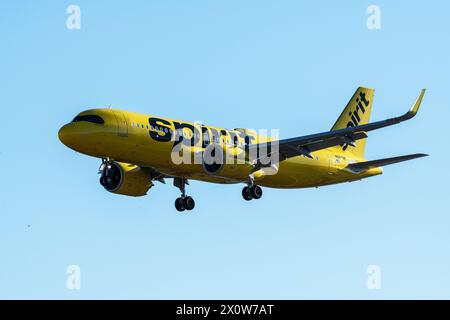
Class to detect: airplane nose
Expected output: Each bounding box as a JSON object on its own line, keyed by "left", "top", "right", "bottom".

{"left": 58, "top": 125, "right": 69, "bottom": 145}
{"left": 58, "top": 126, "right": 66, "bottom": 143}
{"left": 58, "top": 121, "right": 103, "bottom": 154}
{"left": 58, "top": 124, "right": 78, "bottom": 148}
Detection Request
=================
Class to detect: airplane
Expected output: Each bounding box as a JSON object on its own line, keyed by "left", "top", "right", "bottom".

{"left": 58, "top": 87, "right": 427, "bottom": 212}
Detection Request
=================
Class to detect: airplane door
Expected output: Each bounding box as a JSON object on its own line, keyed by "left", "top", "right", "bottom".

{"left": 113, "top": 111, "right": 128, "bottom": 137}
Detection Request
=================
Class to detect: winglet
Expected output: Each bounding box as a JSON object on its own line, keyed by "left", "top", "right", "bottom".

{"left": 403, "top": 89, "right": 426, "bottom": 120}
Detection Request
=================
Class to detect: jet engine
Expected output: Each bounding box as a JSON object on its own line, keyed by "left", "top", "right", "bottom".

{"left": 202, "top": 144, "right": 254, "bottom": 180}
{"left": 99, "top": 161, "right": 153, "bottom": 196}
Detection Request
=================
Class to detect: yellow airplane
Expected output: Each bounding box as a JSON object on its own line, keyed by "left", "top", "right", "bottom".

{"left": 58, "top": 87, "right": 427, "bottom": 211}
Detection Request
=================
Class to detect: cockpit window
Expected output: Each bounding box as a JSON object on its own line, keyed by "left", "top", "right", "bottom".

{"left": 72, "top": 115, "right": 104, "bottom": 124}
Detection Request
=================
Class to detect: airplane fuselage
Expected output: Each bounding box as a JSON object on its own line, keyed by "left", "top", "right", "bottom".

{"left": 58, "top": 108, "right": 381, "bottom": 189}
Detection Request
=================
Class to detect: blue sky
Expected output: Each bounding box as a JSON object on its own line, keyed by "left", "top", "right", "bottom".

{"left": 0, "top": 1, "right": 449, "bottom": 299}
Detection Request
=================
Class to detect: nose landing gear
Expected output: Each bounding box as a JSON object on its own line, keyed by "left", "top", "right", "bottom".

{"left": 174, "top": 177, "right": 195, "bottom": 212}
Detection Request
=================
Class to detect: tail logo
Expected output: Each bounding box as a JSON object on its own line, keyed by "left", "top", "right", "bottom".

{"left": 342, "top": 91, "right": 370, "bottom": 151}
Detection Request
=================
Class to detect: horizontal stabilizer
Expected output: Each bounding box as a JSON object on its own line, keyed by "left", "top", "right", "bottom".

{"left": 346, "top": 153, "right": 428, "bottom": 173}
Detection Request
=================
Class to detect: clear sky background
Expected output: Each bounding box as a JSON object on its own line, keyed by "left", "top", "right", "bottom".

{"left": 0, "top": 1, "right": 449, "bottom": 299}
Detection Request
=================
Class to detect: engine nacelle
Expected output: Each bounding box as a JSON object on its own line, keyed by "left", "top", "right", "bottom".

{"left": 202, "top": 144, "right": 254, "bottom": 180}
{"left": 100, "top": 161, "right": 153, "bottom": 196}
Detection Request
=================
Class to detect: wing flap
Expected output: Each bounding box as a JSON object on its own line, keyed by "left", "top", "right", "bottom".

{"left": 279, "top": 131, "right": 368, "bottom": 158}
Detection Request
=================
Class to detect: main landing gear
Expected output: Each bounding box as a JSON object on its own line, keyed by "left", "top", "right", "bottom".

{"left": 173, "top": 177, "right": 262, "bottom": 211}
{"left": 174, "top": 177, "right": 195, "bottom": 212}
{"left": 242, "top": 185, "right": 263, "bottom": 201}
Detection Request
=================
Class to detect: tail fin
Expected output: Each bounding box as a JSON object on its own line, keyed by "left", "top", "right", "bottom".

{"left": 330, "top": 87, "right": 374, "bottom": 159}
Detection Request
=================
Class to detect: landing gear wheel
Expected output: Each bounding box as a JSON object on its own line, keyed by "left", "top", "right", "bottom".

{"left": 250, "top": 185, "right": 263, "bottom": 199}
{"left": 183, "top": 196, "right": 195, "bottom": 210}
{"left": 175, "top": 198, "right": 185, "bottom": 212}
{"left": 242, "top": 186, "right": 253, "bottom": 201}
{"left": 173, "top": 178, "right": 196, "bottom": 211}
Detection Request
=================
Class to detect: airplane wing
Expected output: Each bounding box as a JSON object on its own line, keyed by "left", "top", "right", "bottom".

{"left": 142, "top": 166, "right": 169, "bottom": 183}
{"left": 345, "top": 153, "right": 428, "bottom": 173}
{"left": 250, "top": 89, "right": 426, "bottom": 161}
